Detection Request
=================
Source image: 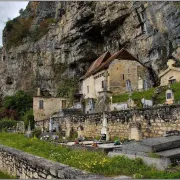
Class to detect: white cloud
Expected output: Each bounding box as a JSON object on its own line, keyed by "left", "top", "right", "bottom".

{"left": 0, "top": 1, "right": 29, "bottom": 46}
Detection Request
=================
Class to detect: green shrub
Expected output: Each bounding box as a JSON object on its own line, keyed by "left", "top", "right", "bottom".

{"left": 57, "top": 78, "right": 79, "bottom": 107}
{"left": 21, "top": 109, "right": 35, "bottom": 130}
{"left": 148, "top": 152, "right": 161, "bottom": 159}
{"left": 5, "top": 17, "right": 33, "bottom": 49}
{"left": 3, "top": 90, "right": 33, "bottom": 115}
{"left": 5, "top": 16, "right": 57, "bottom": 49}
{"left": 0, "top": 171, "right": 15, "bottom": 179}
{"left": 0, "top": 119, "right": 17, "bottom": 131}
{"left": 32, "top": 129, "right": 42, "bottom": 138}
{"left": 6, "top": 20, "right": 13, "bottom": 31}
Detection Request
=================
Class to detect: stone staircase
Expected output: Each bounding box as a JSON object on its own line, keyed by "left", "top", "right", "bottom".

{"left": 108, "top": 135, "right": 180, "bottom": 170}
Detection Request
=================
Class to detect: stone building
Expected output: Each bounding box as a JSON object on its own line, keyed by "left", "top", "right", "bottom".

{"left": 33, "top": 88, "right": 68, "bottom": 122}
{"left": 79, "top": 48, "right": 152, "bottom": 113}
{"left": 159, "top": 59, "right": 180, "bottom": 86}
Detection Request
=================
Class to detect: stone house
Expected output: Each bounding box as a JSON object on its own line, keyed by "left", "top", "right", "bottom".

{"left": 33, "top": 88, "right": 68, "bottom": 123}
{"left": 159, "top": 59, "right": 180, "bottom": 86}
{"left": 79, "top": 48, "right": 152, "bottom": 113}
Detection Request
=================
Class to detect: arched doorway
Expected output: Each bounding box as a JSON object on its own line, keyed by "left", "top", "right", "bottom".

{"left": 126, "top": 79, "right": 131, "bottom": 92}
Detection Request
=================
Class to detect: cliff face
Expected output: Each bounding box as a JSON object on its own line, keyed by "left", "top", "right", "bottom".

{"left": 1, "top": 1, "right": 180, "bottom": 97}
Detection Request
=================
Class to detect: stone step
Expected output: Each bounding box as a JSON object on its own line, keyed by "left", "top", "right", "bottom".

{"left": 156, "top": 147, "right": 180, "bottom": 159}
{"left": 113, "top": 147, "right": 122, "bottom": 152}
{"left": 122, "top": 136, "right": 180, "bottom": 153}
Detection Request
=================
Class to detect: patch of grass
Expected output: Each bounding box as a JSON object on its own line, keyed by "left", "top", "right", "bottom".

{"left": 0, "top": 171, "right": 15, "bottom": 179}
{"left": 0, "top": 133, "right": 180, "bottom": 178}
{"left": 112, "top": 88, "right": 155, "bottom": 106}
{"left": 148, "top": 152, "right": 161, "bottom": 159}
{"left": 112, "top": 82, "right": 180, "bottom": 106}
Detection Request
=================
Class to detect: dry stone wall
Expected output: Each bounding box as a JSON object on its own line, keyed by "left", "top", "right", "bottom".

{"left": 0, "top": 145, "right": 103, "bottom": 179}
{"left": 46, "top": 105, "right": 180, "bottom": 139}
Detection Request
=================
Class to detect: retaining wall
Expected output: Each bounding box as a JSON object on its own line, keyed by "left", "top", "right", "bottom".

{"left": 0, "top": 144, "right": 103, "bottom": 179}
{"left": 36, "top": 105, "right": 180, "bottom": 139}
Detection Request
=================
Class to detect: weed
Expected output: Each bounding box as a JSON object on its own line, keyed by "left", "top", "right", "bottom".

{"left": 148, "top": 152, "right": 161, "bottom": 159}
{"left": 0, "top": 133, "right": 180, "bottom": 178}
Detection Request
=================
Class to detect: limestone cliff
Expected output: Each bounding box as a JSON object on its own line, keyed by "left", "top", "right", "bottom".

{"left": 1, "top": 1, "right": 180, "bottom": 97}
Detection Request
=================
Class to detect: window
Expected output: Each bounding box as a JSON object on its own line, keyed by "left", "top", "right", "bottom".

{"left": 122, "top": 74, "right": 124, "bottom": 80}
{"left": 167, "top": 93, "right": 172, "bottom": 99}
{"left": 87, "top": 86, "right": 89, "bottom": 93}
{"left": 169, "top": 79, "right": 176, "bottom": 84}
{"left": 102, "top": 81, "right": 104, "bottom": 89}
{"left": 39, "top": 100, "right": 44, "bottom": 109}
{"left": 62, "top": 100, "right": 66, "bottom": 109}
{"left": 143, "top": 80, "right": 148, "bottom": 90}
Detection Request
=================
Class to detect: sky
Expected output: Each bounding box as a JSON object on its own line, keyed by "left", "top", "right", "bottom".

{"left": 0, "top": 1, "right": 29, "bottom": 46}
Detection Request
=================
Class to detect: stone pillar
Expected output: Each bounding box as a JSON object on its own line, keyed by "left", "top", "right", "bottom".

{"left": 65, "top": 117, "right": 71, "bottom": 138}
{"left": 77, "top": 125, "right": 84, "bottom": 139}
{"left": 101, "top": 112, "right": 109, "bottom": 141}
{"left": 37, "top": 88, "right": 41, "bottom": 96}
{"left": 49, "top": 117, "right": 53, "bottom": 132}
{"left": 129, "top": 122, "right": 142, "bottom": 140}
{"left": 138, "top": 77, "right": 143, "bottom": 91}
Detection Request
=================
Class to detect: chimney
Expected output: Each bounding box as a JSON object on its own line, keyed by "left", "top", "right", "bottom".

{"left": 37, "top": 88, "right": 41, "bottom": 96}
{"left": 167, "top": 59, "right": 175, "bottom": 68}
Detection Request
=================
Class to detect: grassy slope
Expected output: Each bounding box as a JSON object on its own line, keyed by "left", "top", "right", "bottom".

{"left": 112, "top": 82, "right": 180, "bottom": 106}
{"left": 0, "top": 171, "right": 15, "bottom": 179}
{"left": 0, "top": 133, "right": 180, "bottom": 178}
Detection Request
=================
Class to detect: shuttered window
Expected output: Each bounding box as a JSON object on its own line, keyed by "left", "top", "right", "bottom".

{"left": 39, "top": 100, "right": 44, "bottom": 109}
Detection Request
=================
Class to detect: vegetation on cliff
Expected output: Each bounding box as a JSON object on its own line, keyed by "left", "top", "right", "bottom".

{"left": 5, "top": 16, "right": 57, "bottom": 49}
{"left": 57, "top": 77, "right": 79, "bottom": 107}
{"left": 5, "top": 17, "right": 32, "bottom": 49}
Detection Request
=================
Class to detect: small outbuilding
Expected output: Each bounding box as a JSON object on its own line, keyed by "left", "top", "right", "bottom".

{"left": 159, "top": 59, "right": 180, "bottom": 86}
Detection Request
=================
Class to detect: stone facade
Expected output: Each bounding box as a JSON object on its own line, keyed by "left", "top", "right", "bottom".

{"left": 33, "top": 96, "right": 67, "bottom": 122}
{"left": 36, "top": 105, "right": 180, "bottom": 140}
{"left": 159, "top": 59, "right": 180, "bottom": 86}
{"left": 108, "top": 59, "right": 151, "bottom": 94}
{"left": 0, "top": 145, "right": 102, "bottom": 179}
{"left": 81, "top": 49, "right": 152, "bottom": 100}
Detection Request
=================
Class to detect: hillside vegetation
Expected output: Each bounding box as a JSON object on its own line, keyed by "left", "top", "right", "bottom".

{"left": 112, "top": 83, "right": 180, "bottom": 107}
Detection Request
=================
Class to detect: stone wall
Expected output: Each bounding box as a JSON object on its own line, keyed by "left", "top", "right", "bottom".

{"left": 160, "top": 69, "right": 180, "bottom": 86}
{"left": 108, "top": 59, "right": 151, "bottom": 94}
{"left": 0, "top": 144, "right": 102, "bottom": 179}
{"left": 38, "top": 105, "right": 180, "bottom": 139}
{"left": 33, "top": 96, "right": 67, "bottom": 121}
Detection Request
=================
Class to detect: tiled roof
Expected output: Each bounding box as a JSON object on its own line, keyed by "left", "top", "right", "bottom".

{"left": 80, "top": 51, "right": 111, "bottom": 80}
{"left": 80, "top": 48, "right": 138, "bottom": 80}
{"left": 95, "top": 48, "right": 138, "bottom": 72}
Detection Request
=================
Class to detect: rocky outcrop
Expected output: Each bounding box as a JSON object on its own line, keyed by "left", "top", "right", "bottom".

{"left": 1, "top": 1, "right": 180, "bottom": 97}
